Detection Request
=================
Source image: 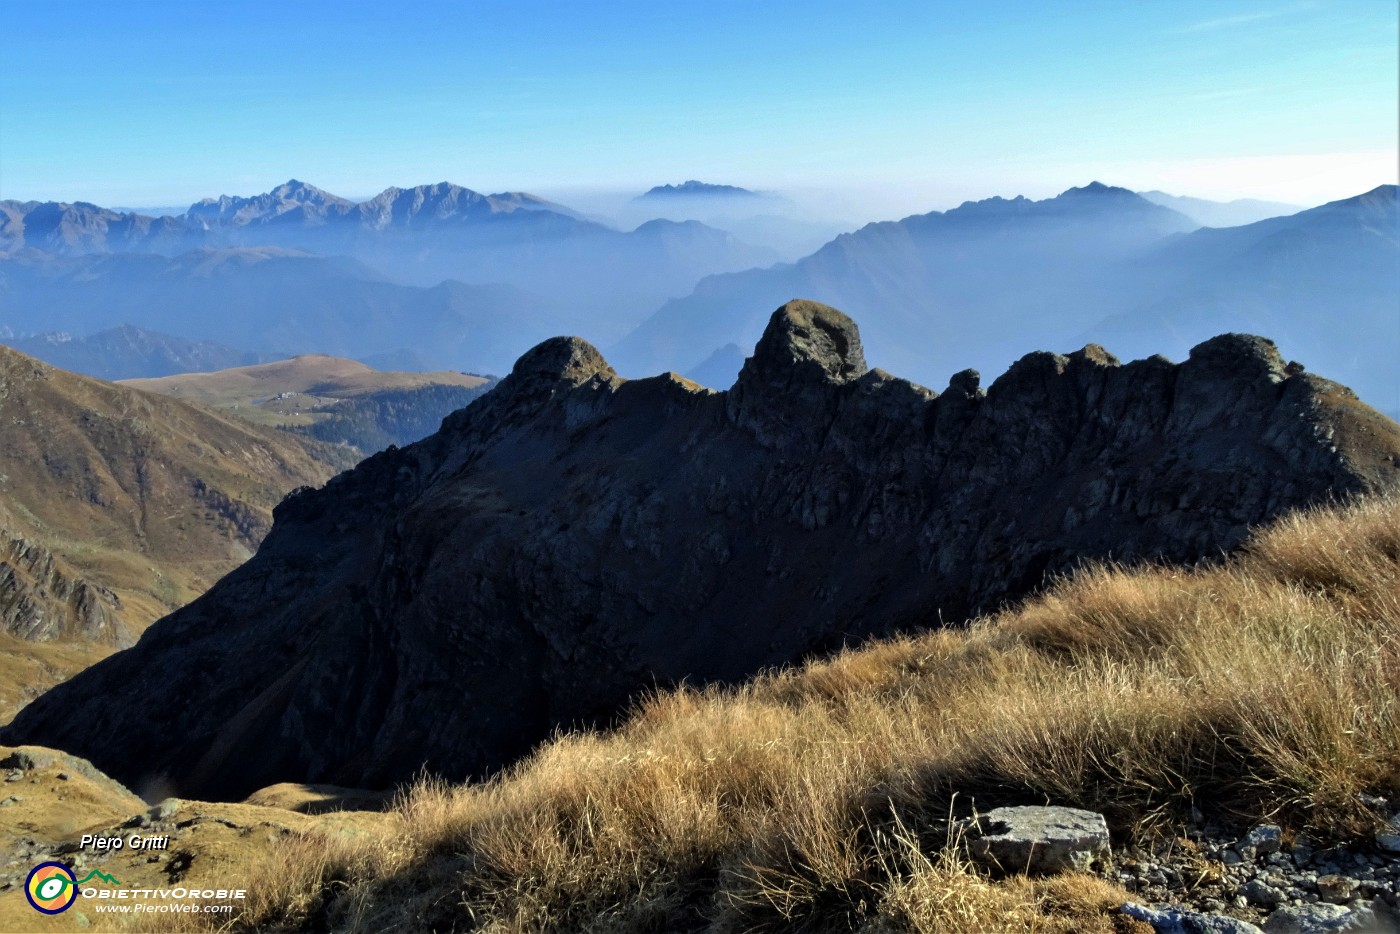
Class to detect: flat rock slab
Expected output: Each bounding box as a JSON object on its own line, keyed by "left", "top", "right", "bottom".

{"left": 1262, "top": 901, "right": 1395, "bottom": 933}
{"left": 1122, "top": 902, "right": 1264, "bottom": 934}
{"left": 957, "top": 805, "right": 1111, "bottom": 874}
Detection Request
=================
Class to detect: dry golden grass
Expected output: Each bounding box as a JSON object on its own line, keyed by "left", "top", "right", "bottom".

{"left": 154, "top": 496, "right": 1400, "bottom": 933}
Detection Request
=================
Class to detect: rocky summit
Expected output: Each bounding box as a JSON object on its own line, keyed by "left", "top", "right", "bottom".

{"left": 5, "top": 300, "right": 1399, "bottom": 800}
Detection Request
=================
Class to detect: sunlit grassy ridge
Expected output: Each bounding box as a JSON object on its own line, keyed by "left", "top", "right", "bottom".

{"left": 157, "top": 497, "right": 1399, "bottom": 933}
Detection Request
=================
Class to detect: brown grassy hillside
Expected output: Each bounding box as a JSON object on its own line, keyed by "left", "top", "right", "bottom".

{"left": 127, "top": 495, "right": 1398, "bottom": 934}
{"left": 121, "top": 354, "right": 489, "bottom": 428}
{"left": 0, "top": 346, "right": 348, "bottom": 721}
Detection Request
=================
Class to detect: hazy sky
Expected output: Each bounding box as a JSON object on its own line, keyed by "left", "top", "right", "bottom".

{"left": 1, "top": 0, "right": 1395, "bottom": 214}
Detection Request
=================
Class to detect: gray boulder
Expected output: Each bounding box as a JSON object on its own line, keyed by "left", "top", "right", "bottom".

{"left": 1122, "top": 902, "right": 1264, "bottom": 934}
{"left": 957, "top": 805, "right": 1110, "bottom": 874}
{"left": 1263, "top": 901, "right": 1395, "bottom": 933}
{"left": 1378, "top": 813, "right": 1400, "bottom": 854}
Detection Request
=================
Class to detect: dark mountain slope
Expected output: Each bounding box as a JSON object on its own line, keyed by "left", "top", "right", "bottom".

{"left": 6, "top": 300, "right": 1398, "bottom": 800}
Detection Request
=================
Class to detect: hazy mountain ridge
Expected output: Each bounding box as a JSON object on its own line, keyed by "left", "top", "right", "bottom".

{"left": 1088, "top": 184, "right": 1400, "bottom": 414}
{"left": 5, "top": 324, "right": 278, "bottom": 380}
{"left": 7, "top": 300, "right": 1398, "bottom": 799}
{"left": 2, "top": 180, "right": 598, "bottom": 253}
{"left": 1139, "top": 190, "right": 1302, "bottom": 227}
{"left": 0, "top": 247, "right": 570, "bottom": 375}
{"left": 1, "top": 180, "right": 781, "bottom": 364}
{"left": 611, "top": 183, "right": 1199, "bottom": 378}
{"left": 613, "top": 184, "right": 1399, "bottom": 415}
{"left": 636, "top": 180, "right": 763, "bottom": 200}
{"left": 0, "top": 180, "right": 778, "bottom": 292}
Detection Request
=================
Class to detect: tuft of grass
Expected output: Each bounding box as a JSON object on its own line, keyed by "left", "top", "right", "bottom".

{"left": 161, "top": 496, "right": 1400, "bottom": 932}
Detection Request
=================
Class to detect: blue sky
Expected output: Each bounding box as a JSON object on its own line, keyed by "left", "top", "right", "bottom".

{"left": 1, "top": 0, "right": 1395, "bottom": 212}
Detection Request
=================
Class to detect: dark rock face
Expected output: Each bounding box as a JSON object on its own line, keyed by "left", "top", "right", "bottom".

{"left": 5, "top": 300, "right": 1399, "bottom": 800}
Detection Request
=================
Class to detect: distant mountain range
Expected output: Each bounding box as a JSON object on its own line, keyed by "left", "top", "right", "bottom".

{"left": 183, "top": 179, "right": 587, "bottom": 231}
{"left": 635, "top": 181, "right": 764, "bottom": 200}
{"left": 611, "top": 183, "right": 1399, "bottom": 416}
{"left": 5, "top": 325, "right": 279, "bottom": 380}
{"left": 0, "top": 246, "right": 573, "bottom": 375}
{"left": 1, "top": 180, "right": 779, "bottom": 360}
{"left": 683, "top": 343, "right": 746, "bottom": 390}
{"left": 1, "top": 180, "right": 593, "bottom": 256}
{"left": 1138, "top": 190, "right": 1301, "bottom": 228}
{"left": 4, "top": 179, "right": 1392, "bottom": 416}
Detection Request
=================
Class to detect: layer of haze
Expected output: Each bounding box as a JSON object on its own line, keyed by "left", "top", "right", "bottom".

{"left": 2, "top": 0, "right": 1395, "bottom": 213}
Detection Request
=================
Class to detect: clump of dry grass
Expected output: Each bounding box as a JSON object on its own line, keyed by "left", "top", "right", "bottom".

{"left": 163, "top": 496, "right": 1400, "bottom": 933}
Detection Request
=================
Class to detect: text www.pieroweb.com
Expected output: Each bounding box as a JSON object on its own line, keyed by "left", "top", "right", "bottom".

{"left": 92, "top": 902, "right": 235, "bottom": 915}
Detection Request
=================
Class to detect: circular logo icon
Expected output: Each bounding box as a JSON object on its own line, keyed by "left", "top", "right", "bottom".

{"left": 25, "top": 862, "right": 77, "bottom": 914}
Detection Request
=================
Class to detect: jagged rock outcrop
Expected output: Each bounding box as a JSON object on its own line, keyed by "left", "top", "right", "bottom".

{"left": 0, "top": 536, "right": 128, "bottom": 645}
{"left": 5, "top": 300, "right": 1399, "bottom": 800}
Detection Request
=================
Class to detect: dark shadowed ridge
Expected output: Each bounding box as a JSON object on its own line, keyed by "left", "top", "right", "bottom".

{"left": 4, "top": 300, "right": 1399, "bottom": 800}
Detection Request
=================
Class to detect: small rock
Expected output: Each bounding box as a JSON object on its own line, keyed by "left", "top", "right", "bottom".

{"left": 1240, "top": 825, "right": 1284, "bottom": 861}
{"left": 3, "top": 770, "right": 21, "bottom": 783}
{"left": 957, "top": 805, "right": 1111, "bottom": 874}
{"left": 0, "top": 796, "right": 19, "bottom": 807}
{"left": 1241, "top": 879, "right": 1283, "bottom": 909}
